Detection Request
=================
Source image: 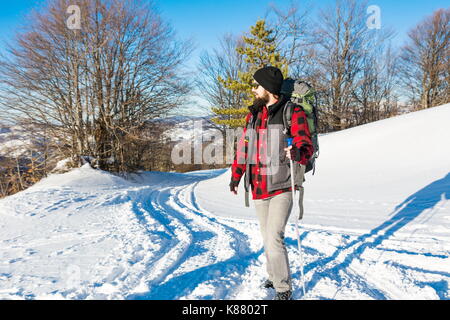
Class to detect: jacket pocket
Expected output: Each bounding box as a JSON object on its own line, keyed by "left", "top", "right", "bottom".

{"left": 269, "top": 164, "right": 291, "bottom": 186}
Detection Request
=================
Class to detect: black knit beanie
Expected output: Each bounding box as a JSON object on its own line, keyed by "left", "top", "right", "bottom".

{"left": 253, "top": 66, "right": 284, "bottom": 96}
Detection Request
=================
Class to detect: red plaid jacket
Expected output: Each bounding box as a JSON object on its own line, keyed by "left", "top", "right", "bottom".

{"left": 231, "top": 102, "right": 314, "bottom": 200}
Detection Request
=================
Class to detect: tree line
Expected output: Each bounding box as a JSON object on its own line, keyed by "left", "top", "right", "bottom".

{"left": 198, "top": 1, "right": 449, "bottom": 132}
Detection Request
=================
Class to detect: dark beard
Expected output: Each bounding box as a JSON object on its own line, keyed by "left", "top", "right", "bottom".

{"left": 252, "top": 95, "right": 269, "bottom": 111}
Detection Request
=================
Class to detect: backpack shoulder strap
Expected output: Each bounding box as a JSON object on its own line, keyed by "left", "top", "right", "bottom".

{"left": 282, "top": 101, "right": 295, "bottom": 136}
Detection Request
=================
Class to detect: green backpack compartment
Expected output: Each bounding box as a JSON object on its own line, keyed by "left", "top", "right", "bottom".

{"left": 280, "top": 78, "right": 320, "bottom": 174}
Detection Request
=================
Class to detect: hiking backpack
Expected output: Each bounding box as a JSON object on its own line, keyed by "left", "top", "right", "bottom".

{"left": 280, "top": 78, "right": 320, "bottom": 174}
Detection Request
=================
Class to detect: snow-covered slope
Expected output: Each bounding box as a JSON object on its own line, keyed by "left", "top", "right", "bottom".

{"left": 164, "top": 117, "right": 218, "bottom": 142}
{"left": 0, "top": 104, "right": 449, "bottom": 300}
{"left": 0, "top": 165, "right": 236, "bottom": 299}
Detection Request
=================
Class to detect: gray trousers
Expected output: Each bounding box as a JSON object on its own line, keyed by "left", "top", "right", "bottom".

{"left": 254, "top": 192, "right": 293, "bottom": 292}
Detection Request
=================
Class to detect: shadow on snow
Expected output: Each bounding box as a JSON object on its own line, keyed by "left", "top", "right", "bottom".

{"left": 304, "top": 172, "right": 450, "bottom": 299}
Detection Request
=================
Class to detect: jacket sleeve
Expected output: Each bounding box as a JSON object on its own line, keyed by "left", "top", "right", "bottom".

{"left": 231, "top": 113, "right": 251, "bottom": 184}
{"left": 290, "top": 106, "right": 314, "bottom": 165}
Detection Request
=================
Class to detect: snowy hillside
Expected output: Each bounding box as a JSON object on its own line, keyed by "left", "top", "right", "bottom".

{"left": 164, "top": 117, "right": 218, "bottom": 142}
{"left": 0, "top": 124, "right": 35, "bottom": 158}
{"left": 0, "top": 104, "right": 449, "bottom": 300}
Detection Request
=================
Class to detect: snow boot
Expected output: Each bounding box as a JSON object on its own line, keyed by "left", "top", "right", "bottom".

{"left": 274, "top": 290, "right": 293, "bottom": 300}
{"left": 262, "top": 279, "right": 274, "bottom": 290}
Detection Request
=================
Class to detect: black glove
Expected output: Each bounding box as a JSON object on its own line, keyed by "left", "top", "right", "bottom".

{"left": 288, "top": 145, "right": 302, "bottom": 162}
{"left": 229, "top": 180, "right": 239, "bottom": 194}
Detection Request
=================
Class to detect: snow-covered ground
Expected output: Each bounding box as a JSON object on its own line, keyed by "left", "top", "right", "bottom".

{"left": 0, "top": 104, "right": 449, "bottom": 300}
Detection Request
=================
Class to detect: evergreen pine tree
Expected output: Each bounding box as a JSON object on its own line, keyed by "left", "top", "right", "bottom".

{"left": 211, "top": 20, "right": 288, "bottom": 128}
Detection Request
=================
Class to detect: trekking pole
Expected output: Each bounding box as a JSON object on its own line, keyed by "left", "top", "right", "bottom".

{"left": 286, "top": 138, "right": 306, "bottom": 298}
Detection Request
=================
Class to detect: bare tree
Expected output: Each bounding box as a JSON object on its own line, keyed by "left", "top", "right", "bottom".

{"left": 311, "top": 0, "right": 395, "bottom": 131}
{"left": 265, "top": 0, "right": 314, "bottom": 78}
{"left": 352, "top": 44, "right": 400, "bottom": 125}
{"left": 399, "top": 8, "right": 450, "bottom": 110}
{"left": 0, "top": 120, "right": 57, "bottom": 197}
{"left": 195, "top": 34, "right": 248, "bottom": 131}
{"left": 0, "top": 0, "right": 193, "bottom": 172}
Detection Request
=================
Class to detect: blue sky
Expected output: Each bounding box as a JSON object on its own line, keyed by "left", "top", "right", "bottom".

{"left": 1, "top": 0, "right": 448, "bottom": 58}
{"left": 155, "top": 0, "right": 449, "bottom": 62}
{"left": 0, "top": 0, "right": 448, "bottom": 115}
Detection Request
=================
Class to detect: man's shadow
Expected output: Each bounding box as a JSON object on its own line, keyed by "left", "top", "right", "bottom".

{"left": 362, "top": 171, "right": 449, "bottom": 244}
{"left": 303, "top": 172, "right": 450, "bottom": 299}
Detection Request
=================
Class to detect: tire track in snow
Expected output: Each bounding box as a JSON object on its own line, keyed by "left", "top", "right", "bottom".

{"left": 124, "top": 170, "right": 449, "bottom": 300}
{"left": 127, "top": 173, "right": 263, "bottom": 300}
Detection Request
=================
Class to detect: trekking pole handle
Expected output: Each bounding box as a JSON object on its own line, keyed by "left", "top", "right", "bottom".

{"left": 286, "top": 138, "right": 294, "bottom": 147}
